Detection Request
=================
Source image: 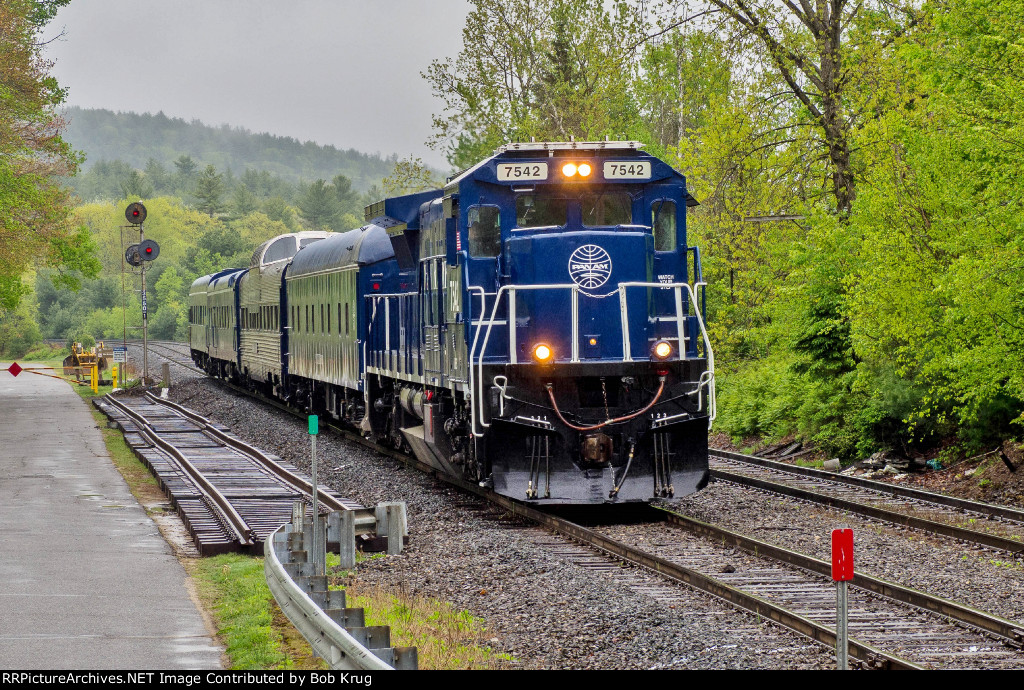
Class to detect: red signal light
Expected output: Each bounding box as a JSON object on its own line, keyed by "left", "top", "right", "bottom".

{"left": 125, "top": 202, "right": 147, "bottom": 224}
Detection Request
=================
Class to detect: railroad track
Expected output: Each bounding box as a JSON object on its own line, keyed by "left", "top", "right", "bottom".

{"left": 708, "top": 449, "right": 1024, "bottom": 555}
{"left": 132, "top": 340, "right": 1024, "bottom": 668}
{"left": 124, "top": 340, "right": 205, "bottom": 377}
{"left": 224, "top": 399, "right": 1024, "bottom": 669}
{"left": 96, "top": 390, "right": 371, "bottom": 555}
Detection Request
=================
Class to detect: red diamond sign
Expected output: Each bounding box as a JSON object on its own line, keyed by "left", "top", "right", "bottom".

{"left": 8, "top": 362, "right": 22, "bottom": 377}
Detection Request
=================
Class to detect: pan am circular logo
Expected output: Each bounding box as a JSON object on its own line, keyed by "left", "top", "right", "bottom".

{"left": 568, "top": 244, "right": 613, "bottom": 290}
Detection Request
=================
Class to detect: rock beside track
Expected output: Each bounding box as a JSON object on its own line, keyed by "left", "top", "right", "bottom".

{"left": 170, "top": 376, "right": 834, "bottom": 670}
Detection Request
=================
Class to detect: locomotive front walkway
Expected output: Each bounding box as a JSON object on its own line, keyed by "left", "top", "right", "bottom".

{"left": 0, "top": 365, "right": 222, "bottom": 669}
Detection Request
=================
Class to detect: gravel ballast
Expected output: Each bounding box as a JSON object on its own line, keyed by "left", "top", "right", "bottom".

{"left": 166, "top": 372, "right": 835, "bottom": 670}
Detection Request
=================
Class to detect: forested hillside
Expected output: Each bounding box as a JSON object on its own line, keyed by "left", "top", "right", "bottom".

{"left": 63, "top": 107, "right": 397, "bottom": 192}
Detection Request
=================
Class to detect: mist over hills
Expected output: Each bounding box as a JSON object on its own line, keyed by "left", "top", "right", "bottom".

{"left": 62, "top": 106, "right": 398, "bottom": 191}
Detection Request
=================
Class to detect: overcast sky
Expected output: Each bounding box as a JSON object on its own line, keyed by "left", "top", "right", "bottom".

{"left": 43, "top": 1, "right": 471, "bottom": 169}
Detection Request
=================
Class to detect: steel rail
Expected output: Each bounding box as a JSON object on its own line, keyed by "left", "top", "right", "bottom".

{"left": 656, "top": 506, "right": 1024, "bottom": 648}
{"left": 103, "top": 394, "right": 254, "bottom": 546}
{"left": 128, "top": 340, "right": 207, "bottom": 377}
{"left": 486, "top": 491, "right": 919, "bottom": 669}
{"left": 711, "top": 448, "right": 1024, "bottom": 524}
{"left": 142, "top": 392, "right": 376, "bottom": 533}
{"left": 710, "top": 459, "right": 1024, "bottom": 556}
{"left": 308, "top": 426, "right": 919, "bottom": 669}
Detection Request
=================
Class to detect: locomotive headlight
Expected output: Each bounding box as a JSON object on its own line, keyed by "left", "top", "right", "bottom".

{"left": 533, "top": 343, "right": 554, "bottom": 363}
{"left": 652, "top": 340, "right": 672, "bottom": 360}
{"left": 577, "top": 163, "right": 592, "bottom": 177}
{"left": 561, "top": 163, "right": 578, "bottom": 177}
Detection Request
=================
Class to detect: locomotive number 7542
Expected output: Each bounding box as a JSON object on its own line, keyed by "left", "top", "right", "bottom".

{"left": 497, "top": 163, "right": 548, "bottom": 181}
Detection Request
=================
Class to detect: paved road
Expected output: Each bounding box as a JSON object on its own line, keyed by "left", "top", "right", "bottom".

{"left": 0, "top": 365, "right": 223, "bottom": 669}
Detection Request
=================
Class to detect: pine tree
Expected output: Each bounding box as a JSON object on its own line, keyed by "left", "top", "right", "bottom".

{"left": 194, "top": 165, "right": 226, "bottom": 217}
{"left": 297, "top": 179, "right": 342, "bottom": 229}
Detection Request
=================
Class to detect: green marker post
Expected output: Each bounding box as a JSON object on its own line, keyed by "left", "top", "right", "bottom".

{"left": 309, "top": 415, "right": 323, "bottom": 575}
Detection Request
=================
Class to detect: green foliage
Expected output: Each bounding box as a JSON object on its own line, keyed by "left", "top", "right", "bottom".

{"left": 297, "top": 179, "right": 343, "bottom": 230}
{"left": 194, "top": 164, "right": 226, "bottom": 217}
{"left": 32, "top": 197, "right": 295, "bottom": 344}
{"left": 423, "top": 0, "right": 643, "bottom": 167}
{"left": 0, "top": 0, "right": 98, "bottom": 313}
{"left": 0, "top": 303, "right": 42, "bottom": 357}
{"left": 382, "top": 157, "right": 442, "bottom": 197}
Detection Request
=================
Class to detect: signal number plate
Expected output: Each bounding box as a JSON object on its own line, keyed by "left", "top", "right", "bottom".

{"left": 497, "top": 162, "right": 548, "bottom": 181}
{"left": 603, "top": 161, "right": 651, "bottom": 179}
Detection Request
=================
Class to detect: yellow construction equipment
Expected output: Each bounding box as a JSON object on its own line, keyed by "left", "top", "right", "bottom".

{"left": 63, "top": 342, "right": 112, "bottom": 383}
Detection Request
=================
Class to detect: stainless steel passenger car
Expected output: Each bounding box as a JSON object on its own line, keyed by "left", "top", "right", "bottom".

{"left": 189, "top": 268, "right": 246, "bottom": 376}
{"left": 238, "top": 232, "right": 332, "bottom": 394}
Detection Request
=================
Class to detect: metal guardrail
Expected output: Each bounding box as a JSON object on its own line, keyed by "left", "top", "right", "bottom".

{"left": 264, "top": 507, "right": 417, "bottom": 670}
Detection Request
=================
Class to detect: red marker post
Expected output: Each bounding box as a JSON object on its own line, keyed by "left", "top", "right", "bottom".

{"left": 832, "top": 528, "right": 854, "bottom": 669}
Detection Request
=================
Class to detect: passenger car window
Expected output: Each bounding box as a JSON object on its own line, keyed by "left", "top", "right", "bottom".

{"left": 582, "top": 192, "right": 632, "bottom": 226}
{"left": 263, "top": 237, "right": 296, "bottom": 263}
{"left": 468, "top": 206, "right": 501, "bottom": 257}
{"left": 652, "top": 200, "right": 677, "bottom": 251}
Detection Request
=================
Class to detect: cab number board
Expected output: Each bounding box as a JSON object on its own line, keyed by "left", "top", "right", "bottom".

{"left": 497, "top": 162, "right": 548, "bottom": 181}
{"left": 603, "top": 161, "right": 651, "bottom": 179}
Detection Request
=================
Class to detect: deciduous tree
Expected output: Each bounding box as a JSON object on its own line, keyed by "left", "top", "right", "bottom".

{"left": 0, "top": 0, "right": 98, "bottom": 310}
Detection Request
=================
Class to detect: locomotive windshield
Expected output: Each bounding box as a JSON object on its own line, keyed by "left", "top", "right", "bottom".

{"left": 652, "top": 199, "right": 677, "bottom": 251}
{"left": 515, "top": 191, "right": 636, "bottom": 229}
{"left": 516, "top": 195, "right": 568, "bottom": 229}
{"left": 468, "top": 206, "right": 501, "bottom": 257}
{"left": 581, "top": 191, "right": 631, "bottom": 226}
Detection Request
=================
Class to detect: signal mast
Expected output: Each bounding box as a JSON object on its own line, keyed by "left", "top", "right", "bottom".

{"left": 124, "top": 202, "right": 159, "bottom": 384}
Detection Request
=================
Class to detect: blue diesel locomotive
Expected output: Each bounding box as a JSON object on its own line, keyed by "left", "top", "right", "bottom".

{"left": 189, "top": 141, "right": 715, "bottom": 504}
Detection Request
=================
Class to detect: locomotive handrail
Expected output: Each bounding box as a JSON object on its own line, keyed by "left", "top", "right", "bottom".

{"left": 465, "top": 283, "right": 488, "bottom": 437}
{"left": 471, "top": 280, "right": 716, "bottom": 433}
{"left": 617, "top": 281, "right": 716, "bottom": 425}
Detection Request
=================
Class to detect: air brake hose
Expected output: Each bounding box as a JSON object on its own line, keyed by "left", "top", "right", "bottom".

{"left": 609, "top": 439, "right": 636, "bottom": 499}
{"left": 545, "top": 377, "right": 666, "bottom": 432}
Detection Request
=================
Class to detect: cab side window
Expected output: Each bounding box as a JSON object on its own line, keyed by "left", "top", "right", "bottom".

{"left": 468, "top": 206, "right": 501, "bottom": 258}
{"left": 652, "top": 200, "right": 677, "bottom": 251}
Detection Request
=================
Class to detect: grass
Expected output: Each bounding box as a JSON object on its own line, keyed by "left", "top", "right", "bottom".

{"left": 328, "top": 555, "right": 514, "bottom": 670}
{"left": 186, "top": 555, "right": 325, "bottom": 670}
{"left": 17, "top": 342, "right": 69, "bottom": 361}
